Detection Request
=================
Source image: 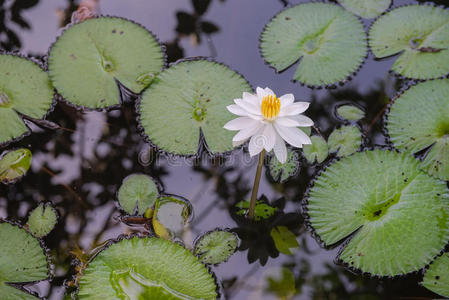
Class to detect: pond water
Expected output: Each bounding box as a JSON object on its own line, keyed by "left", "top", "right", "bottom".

{"left": 0, "top": 0, "right": 447, "bottom": 299}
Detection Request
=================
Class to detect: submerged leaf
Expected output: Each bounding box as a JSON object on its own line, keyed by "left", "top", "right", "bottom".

{"left": 267, "top": 148, "right": 300, "bottom": 182}
{"left": 48, "top": 17, "right": 165, "bottom": 109}
{"left": 328, "top": 125, "right": 362, "bottom": 157}
{"left": 193, "top": 229, "right": 238, "bottom": 265}
{"left": 0, "top": 148, "right": 32, "bottom": 184}
{"left": 260, "top": 2, "right": 367, "bottom": 86}
{"left": 117, "top": 174, "right": 159, "bottom": 215}
{"left": 303, "top": 135, "right": 328, "bottom": 164}
{"left": 266, "top": 268, "right": 296, "bottom": 299}
{"left": 27, "top": 203, "right": 58, "bottom": 238}
{"left": 336, "top": 104, "right": 365, "bottom": 121}
{"left": 270, "top": 226, "right": 299, "bottom": 255}
{"left": 305, "top": 150, "right": 449, "bottom": 276}
{"left": 337, "top": 0, "right": 391, "bottom": 19}
{"left": 77, "top": 236, "right": 217, "bottom": 299}
{"left": 139, "top": 59, "right": 251, "bottom": 156}
{"left": 153, "top": 196, "right": 191, "bottom": 239}
{"left": 421, "top": 252, "right": 449, "bottom": 298}
{"left": 369, "top": 5, "right": 449, "bottom": 79}
{"left": 387, "top": 79, "right": 449, "bottom": 180}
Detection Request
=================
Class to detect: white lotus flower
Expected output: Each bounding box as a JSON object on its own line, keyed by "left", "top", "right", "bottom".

{"left": 224, "top": 87, "right": 313, "bottom": 163}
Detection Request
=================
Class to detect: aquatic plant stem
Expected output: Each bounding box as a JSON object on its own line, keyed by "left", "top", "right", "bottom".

{"left": 249, "top": 149, "right": 265, "bottom": 220}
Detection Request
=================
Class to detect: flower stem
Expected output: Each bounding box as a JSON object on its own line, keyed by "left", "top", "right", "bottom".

{"left": 248, "top": 149, "right": 265, "bottom": 220}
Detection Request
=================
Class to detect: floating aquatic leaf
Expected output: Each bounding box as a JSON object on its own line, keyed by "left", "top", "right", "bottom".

{"left": 270, "top": 226, "right": 299, "bottom": 255}
{"left": 260, "top": 3, "right": 367, "bottom": 86}
{"left": 0, "top": 54, "right": 54, "bottom": 146}
{"left": 27, "top": 203, "right": 58, "bottom": 238}
{"left": 337, "top": 0, "right": 391, "bottom": 19}
{"left": 336, "top": 104, "right": 365, "bottom": 121}
{"left": 193, "top": 229, "right": 238, "bottom": 265}
{"left": 48, "top": 17, "right": 165, "bottom": 109}
{"left": 152, "top": 196, "right": 191, "bottom": 239}
{"left": 387, "top": 79, "right": 449, "bottom": 180}
{"left": 328, "top": 125, "right": 362, "bottom": 157}
{"left": 305, "top": 150, "right": 449, "bottom": 276}
{"left": 0, "top": 148, "right": 32, "bottom": 184}
{"left": 139, "top": 59, "right": 251, "bottom": 155}
{"left": 77, "top": 236, "right": 217, "bottom": 299}
{"left": 0, "top": 221, "right": 49, "bottom": 299}
{"left": 369, "top": 5, "right": 449, "bottom": 80}
{"left": 236, "top": 200, "right": 278, "bottom": 221}
{"left": 266, "top": 268, "right": 296, "bottom": 299}
{"left": 117, "top": 174, "right": 159, "bottom": 215}
{"left": 267, "top": 148, "right": 300, "bottom": 183}
{"left": 421, "top": 252, "right": 449, "bottom": 298}
{"left": 303, "top": 135, "right": 328, "bottom": 164}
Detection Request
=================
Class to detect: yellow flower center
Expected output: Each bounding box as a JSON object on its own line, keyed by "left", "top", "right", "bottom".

{"left": 261, "top": 94, "right": 280, "bottom": 120}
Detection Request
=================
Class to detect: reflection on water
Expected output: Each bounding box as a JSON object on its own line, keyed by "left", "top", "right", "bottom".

{"left": 0, "top": 0, "right": 446, "bottom": 299}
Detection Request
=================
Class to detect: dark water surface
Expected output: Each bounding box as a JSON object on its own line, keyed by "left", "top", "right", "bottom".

{"left": 0, "top": 0, "right": 447, "bottom": 299}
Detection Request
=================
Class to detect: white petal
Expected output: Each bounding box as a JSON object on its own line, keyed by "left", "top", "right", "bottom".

{"left": 242, "top": 92, "right": 259, "bottom": 106}
{"left": 248, "top": 126, "right": 265, "bottom": 157}
{"left": 279, "top": 102, "right": 310, "bottom": 117}
{"left": 256, "top": 87, "right": 267, "bottom": 98}
{"left": 274, "top": 124, "right": 312, "bottom": 148}
{"left": 264, "top": 87, "right": 275, "bottom": 96}
{"left": 235, "top": 98, "right": 262, "bottom": 116}
{"left": 288, "top": 115, "right": 314, "bottom": 127}
{"left": 232, "top": 122, "right": 263, "bottom": 143}
{"left": 223, "top": 117, "right": 256, "bottom": 131}
{"left": 275, "top": 116, "right": 302, "bottom": 127}
{"left": 273, "top": 132, "right": 287, "bottom": 163}
{"left": 262, "top": 124, "right": 276, "bottom": 151}
{"left": 226, "top": 104, "right": 248, "bottom": 116}
{"left": 279, "top": 93, "right": 294, "bottom": 108}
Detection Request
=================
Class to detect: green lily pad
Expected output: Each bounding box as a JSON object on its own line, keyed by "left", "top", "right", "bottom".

{"left": 236, "top": 200, "right": 278, "bottom": 221}
{"left": 152, "top": 196, "right": 191, "bottom": 240}
{"left": 260, "top": 2, "right": 367, "bottom": 86}
{"left": 27, "top": 203, "right": 58, "bottom": 238}
{"left": 369, "top": 5, "right": 449, "bottom": 80}
{"left": 305, "top": 150, "right": 449, "bottom": 276}
{"left": 270, "top": 226, "right": 299, "bottom": 255}
{"left": 422, "top": 252, "right": 449, "bottom": 298}
{"left": 303, "top": 135, "right": 328, "bottom": 164}
{"left": 0, "top": 148, "right": 32, "bottom": 184}
{"left": 138, "top": 59, "right": 251, "bottom": 156}
{"left": 336, "top": 104, "right": 365, "bottom": 121}
{"left": 48, "top": 16, "right": 165, "bottom": 109}
{"left": 117, "top": 174, "right": 159, "bottom": 215}
{"left": 328, "top": 125, "right": 362, "bottom": 157}
{"left": 386, "top": 79, "right": 449, "bottom": 180}
{"left": 193, "top": 229, "right": 238, "bottom": 265}
{"left": 77, "top": 236, "right": 218, "bottom": 299}
{"left": 0, "top": 54, "right": 54, "bottom": 146}
{"left": 337, "top": 0, "right": 391, "bottom": 19}
{"left": 0, "top": 221, "right": 50, "bottom": 299}
{"left": 267, "top": 148, "right": 300, "bottom": 182}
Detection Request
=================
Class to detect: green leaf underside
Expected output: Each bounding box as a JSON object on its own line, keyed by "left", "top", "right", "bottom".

{"left": 27, "top": 204, "right": 58, "bottom": 238}
{"left": 118, "top": 174, "right": 159, "bottom": 215}
{"left": 0, "top": 55, "right": 53, "bottom": 145}
{"left": 0, "top": 148, "right": 32, "bottom": 183}
{"left": 139, "top": 60, "right": 252, "bottom": 155}
{"left": 336, "top": 104, "right": 365, "bottom": 121}
{"left": 193, "top": 230, "right": 238, "bottom": 265}
{"left": 270, "top": 226, "right": 299, "bottom": 255}
{"left": 268, "top": 149, "right": 300, "bottom": 182}
{"left": 0, "top": 222, "right": 48, "bottom": 299}
{"left": 78, "top": 236, "right": 217, "bottom": 299}
{"left": 306, "top": 150, "right": 449, "bottom": 276}
{"left": 422, "top": 252, "right": 449, "bottom": 298}
{"left": 369, "top": 5, "right": 449, "bottom": 80}
{"left": 328, "top": 125, "right": 362, "bottom": 157}
{"left": 236, "top": 200, "right": 278, "bottom": 221}
{"left": 260, "top": 2, "right": 366, "bottom": 86}
{"left": 154, "top": 196, "right": 191, "bottom": 238}
{"left": 48, "top": 17, "right": 164, "bottom": 109}
{"left": 337, "top": 0, "right": 391, "bottom": 19}
{"left": 387, "top": 79, "right": 449, "bottom": 180}
{"left": 303, "top": 135, "right": 328, "bottom": 164}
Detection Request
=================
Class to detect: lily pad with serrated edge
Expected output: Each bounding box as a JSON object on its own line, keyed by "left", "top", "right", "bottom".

{"left": 77, "top": 235, "right": 218, "bottom": 299}
{"left": 328, "top": 125, "right": 362, "bottom": 157}
{"left": 0, "top": 54, "right": 54, "bottom": 147}
{"left": 386, "top": 79, "right": 449, "bottom": 180}
{"left": 138, "top": 59, "right": 252, "bottom": 156}
{"left": 303, "top": 135, "right": 328, "bottom": 164}
{"left": 48, "top": 16, "right": 165, "bottom": 109}
{"left": 152, "top": 196, "right": 192, "bottom": 240}
{"left": 260, "top": 2, "right": 367, "bottom": 87}
{"left": 27, "top": 203, "right": 58, "bottom": 238}
{"left": 193, "top": 229, "right": 239, "bottom": 265}
{"left": 337, "top": 0, "right": 391, "bottom": 19}
{"left": 304, "top": 149, "right": 449, "bottom": 277}
{"left": 335, "top": 104, "right": 365, "bottom": 122}
{"left": 369, "top": 5, "right": 449, "bottom": 80}
{"left": 267, "top": 148, "right": 300, "bottom": 183}
{"left": 421, "top": 252, "right": 449, "bottom": 298}
{"left": 0, "top": 148, "right": 32, "bottom": 184}
{"left": 0, "top": 221, "right": 50, "bottom": 299}
{"left": 117, "top": 173, "right": 159, "bottom": 215}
